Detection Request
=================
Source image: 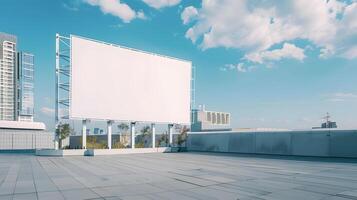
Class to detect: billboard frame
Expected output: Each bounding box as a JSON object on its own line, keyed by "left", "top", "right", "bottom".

{"left": 55, "top": 34, "right": 71, "bottom": 127}
{"left": 55, "top": 34, "right": 196, "bottom": 126}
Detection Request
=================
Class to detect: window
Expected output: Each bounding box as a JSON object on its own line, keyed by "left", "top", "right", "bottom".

{"left": 207, "top": 112, "right": 211, "bottom": 122}
{"left": 221, "top": 113, "right": 226, "bottom": 124}
{"left": 212, "top": 113, "right": 216, "bottom": 124}
{"left": 226, "top": 114, "right": 230, "bottom": 124}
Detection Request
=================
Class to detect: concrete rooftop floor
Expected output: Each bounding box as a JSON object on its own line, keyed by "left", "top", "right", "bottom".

{"left": 1, "top": 152, "right": 357, "bottom": 200}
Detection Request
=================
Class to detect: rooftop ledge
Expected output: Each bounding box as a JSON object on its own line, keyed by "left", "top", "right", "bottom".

{"left": 0, "top": 120, "right": 46, "bottom": 130}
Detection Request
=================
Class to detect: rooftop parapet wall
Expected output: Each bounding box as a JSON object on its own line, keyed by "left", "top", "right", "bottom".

{"left": 187, "top": 129, "right": 357, "bottom": 158}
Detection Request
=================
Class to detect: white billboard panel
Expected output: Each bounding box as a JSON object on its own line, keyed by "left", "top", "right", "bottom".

{"left": 70, "top": 36, "right": 191, "bottom": 124}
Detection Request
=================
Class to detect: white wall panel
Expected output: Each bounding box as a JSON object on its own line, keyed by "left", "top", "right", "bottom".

{"left": 0, "top": 130, "right": 54, "bottom": 150}
{"left": 70, "top": 36, "right": 191, "bottom": 124}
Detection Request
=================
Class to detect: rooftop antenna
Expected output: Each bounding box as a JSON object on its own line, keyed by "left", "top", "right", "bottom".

{"left": 322, "top": 112, "right": 331, "bottom": 124}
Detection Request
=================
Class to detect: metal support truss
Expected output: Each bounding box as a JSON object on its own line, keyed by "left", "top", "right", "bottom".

{"left": 55, "top": 34, "right": 71, "bottom": 128}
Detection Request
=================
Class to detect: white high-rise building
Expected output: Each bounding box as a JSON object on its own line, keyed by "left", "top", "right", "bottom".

{"left": 0, "top": 33, "right": 46, "bottom": 143}
{"left": 0, "top": 32, "right": 35, "bottom": 122}
{"left": 191, "top": 105, "right": 232, "bottom": 132}
{"left": 0, "top": 32, "right": 17, "bottom": 121}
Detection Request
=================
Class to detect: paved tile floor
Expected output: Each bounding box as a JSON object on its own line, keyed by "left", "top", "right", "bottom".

{"left": 1, "top": 152, "right": 357, "bottom": 200}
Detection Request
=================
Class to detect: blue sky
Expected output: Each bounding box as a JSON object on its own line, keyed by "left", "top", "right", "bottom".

{"left": 1, "top": 0, "right": 357, "bottom": 130}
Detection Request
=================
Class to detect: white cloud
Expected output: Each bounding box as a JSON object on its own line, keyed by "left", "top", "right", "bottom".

{"left": 41, "top": 107, "right": 55, "bottom": 116}
{"left": 334, "top": 93, "right": 357, "bottom": 98}
{"left": 40, "top": 107, "right": 68, "bottom": 117}
{"left": 63, "top": 3, "right": 79, "bottom": 11}
{"left": 84, "top": 0, "right": 144, "bottom": 23}
{"left": 142, "top": 0, "right": 181, "bottom": 9}
{"left": 182, "top": 0, "right": 357, "bottom": 61}
{"left": 319, "top": 47, "right": 335, "bottom": 59}
{"left": 327, "top": 98, "right": 346, "bottom": 102}
{"left": 220, "top": 64, "right": 235, "bottom": 71}
{"left": 245, "top": 43, "right": 306, "bottom": 64}
{"left": 341, "top": 46, "right": 357, "bottom": 59}
{"left": 326, "top": 92, "right": 357, "bottom": 102}
{"left": 181, "top": 6, "right": 198, "bottom": 25}
{"left": 137, "top": 11, "right": 146, "bottom": 20}
{"left": 221, "top": 63, "right": 256, "bottom": 73}
{"left": 109, "top": 24, "right": 124, "bottom": 29}
{"left": 237, "top": 63, "right": 247, "bottom": 73}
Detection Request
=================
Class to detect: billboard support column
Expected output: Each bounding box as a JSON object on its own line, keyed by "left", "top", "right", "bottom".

{"left": 131, "top": 122, "right": 136, "bottom": 149}
{"left": 168, "top": 124, "right": 174, "bottom": 147}
{"left": 55, "top": 34, "right": 60, "bottom": 150}
{"left": 107, "top": 120, "right": 113, "bottom": 149}
{"left": 82, "top": 119, "right": 88, "bottom": 149}
{"left": 55, "top": 33, "right": 70, "bottom": 149}
{"left": 151, "top": 123, "right": 156, "bottom": 148}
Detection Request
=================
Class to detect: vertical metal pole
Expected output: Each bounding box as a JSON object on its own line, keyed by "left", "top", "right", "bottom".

{"left": 191, "top": 65, "right": 196, "bottom": 124}
{"left": 131, "top": 122, "right": 136, "bottom": 149}
{"left": 82, "top": 119, "right": 87, "bottom": 149}
{"left": 168, "top": 124, "right": 173, "bottom": 147}
{"left": 55, "top": 34, "right": 60, "bottom": 150}
{"left": 151, "top": 123, "right": 156, "bottom": 148}
{"left": 107, "top": 120, "right": 112, "bottom": 149}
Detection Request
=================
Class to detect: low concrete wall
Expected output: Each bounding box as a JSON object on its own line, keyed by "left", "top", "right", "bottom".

{"left": 36, "top": 147, "right": 172, "bottom": 156}
{"left": 0, "top": 130, "right": 54, "bottom": 150}
{"left": 187, "top": 129, "right": 357, "bottom": 158}
{"left": 87, "top": 147, "right": 171, "bottom": 156}
{"left": 36, "top": 149, "right": 87, "bottom": 156}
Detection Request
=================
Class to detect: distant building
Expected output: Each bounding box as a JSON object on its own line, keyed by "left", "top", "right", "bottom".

{"left": 0, "top": 33, "right": 46, "bottom": 137}
{"left": 312, "top": 112, "right": 338, "bottom": 129}
{"left": 0, "top": 33, "right": 17, "bottom": 121}
{"left": 0, "top": 32, "right": 35, "bottom": 122}
{"left": 17, "top": 52, "right": 34, "bottom": 122}
{"left": 321, "top": 121, "right": 337, "bottom": 129}
{"left": 191, "top": 105, "right": 231, "bottom": 132}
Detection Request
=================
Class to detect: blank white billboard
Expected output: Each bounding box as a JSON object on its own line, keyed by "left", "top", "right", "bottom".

{"left": 70, "top": 35, "right": 191, "bottom": 124}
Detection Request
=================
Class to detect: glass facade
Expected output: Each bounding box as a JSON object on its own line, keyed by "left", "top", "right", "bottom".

{"left": 18, "top": 52, "right": 34, "bottom": 119}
